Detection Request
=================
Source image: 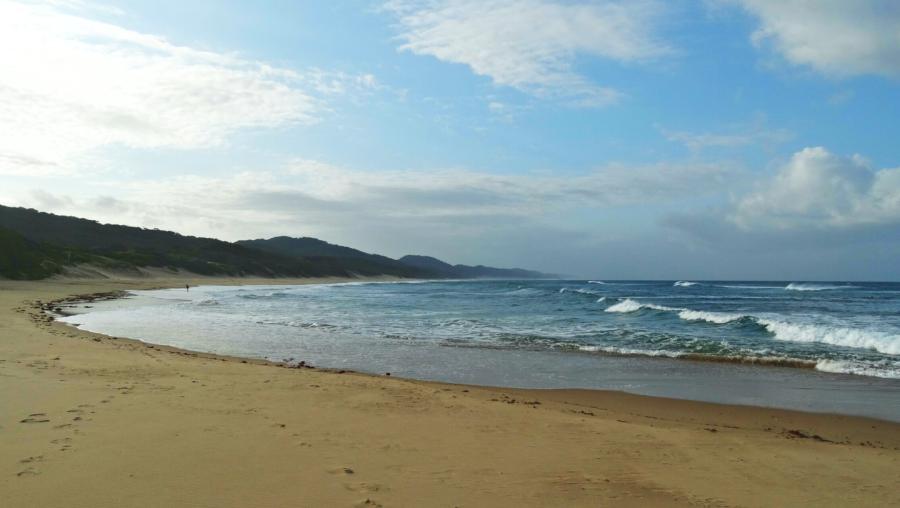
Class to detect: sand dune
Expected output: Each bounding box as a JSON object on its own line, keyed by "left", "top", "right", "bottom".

{"left": 1, "top": 278, "right": 898, "bottom": 507}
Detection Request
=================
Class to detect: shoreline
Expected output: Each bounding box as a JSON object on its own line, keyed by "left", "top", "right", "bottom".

{"left": 50, "top": 285, "right": 828, "bottom": 372}
{"left": 46, "top": 287, "right": 898, "bottom": 422}
{"left": 42, "top": 283, "right": 838, "bottom": 373}
{"left": 2, "top": 277, "right": 899, "bottom": 507}
{"left": 49, "top": 282, "right": 900, "bottom": 417}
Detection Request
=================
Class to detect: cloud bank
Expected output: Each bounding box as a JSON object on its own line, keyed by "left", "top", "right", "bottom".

{"left": 12, "top": 160, "right": 742, "bottom": 268}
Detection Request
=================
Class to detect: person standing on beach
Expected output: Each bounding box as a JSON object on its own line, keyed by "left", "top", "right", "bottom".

{"left": 185, "top": 284, "right": 190, "bottom": 292}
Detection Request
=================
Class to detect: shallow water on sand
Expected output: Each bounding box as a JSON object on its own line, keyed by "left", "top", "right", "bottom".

{"left": 59, "top": 280, "right": 900, "bottom": 421}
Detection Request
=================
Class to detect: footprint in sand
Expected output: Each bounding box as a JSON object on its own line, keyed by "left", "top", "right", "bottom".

{"left": 20, "top": 413, "right": 50, "bottom": 424}
{"left": 17, "top": 467, "right": 40, "bottom": 477}
{"left": 345, "top": 482, "right": 383, "bottom": 494}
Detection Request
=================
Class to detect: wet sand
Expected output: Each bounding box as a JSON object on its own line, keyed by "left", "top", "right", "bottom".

{"left": 1, "top": 278, "right": 899, "bottom": 507}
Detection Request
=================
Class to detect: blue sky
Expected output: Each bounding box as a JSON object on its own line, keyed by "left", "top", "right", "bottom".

{"left": 2, "top": 0, "right": 899, "bottom": 279}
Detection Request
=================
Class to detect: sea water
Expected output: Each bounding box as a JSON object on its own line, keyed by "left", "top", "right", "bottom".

{"left": 59, "top": 280, "right": 900, "bottom": 420}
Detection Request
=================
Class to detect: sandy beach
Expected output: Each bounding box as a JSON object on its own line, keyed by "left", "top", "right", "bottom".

{"left": 2, "top": 278, "right": 899, "bottom": 508}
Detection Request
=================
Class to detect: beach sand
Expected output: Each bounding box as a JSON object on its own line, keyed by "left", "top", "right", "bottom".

{"left": 1, "top": 278, "right": 898, "bottom": 507}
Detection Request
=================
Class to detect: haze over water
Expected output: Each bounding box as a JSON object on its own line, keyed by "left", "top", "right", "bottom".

{"left": 61, "top": 280, "right": 900, "bottom": 421}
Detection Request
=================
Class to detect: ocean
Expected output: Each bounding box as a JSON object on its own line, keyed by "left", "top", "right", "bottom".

{"left": 59, "top": 279, "right": 900, "bottom": 420}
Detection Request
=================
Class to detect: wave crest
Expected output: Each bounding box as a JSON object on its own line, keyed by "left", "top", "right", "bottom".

{"left": 785, "top": 283, "right": 856, "bottom": 291}
{"left": 673, "top": 281, "right": 698, "bottom": 287}
{"left": 759, "top": 319, "right": 900, "bottom": 355}
{"left": 560, "top": 287, "right": 602, "bottom": 297}
{"left": 578, "top": 345, "right": 682, "bottom": 358}
{"left": 815, "top": 359, "right": 900, "bottom": 379}
{"left": 677, "top": 309, "right": 745, "bottom": 324}
{"left": 603, "top": 299, "right": 899, "bottom": 355}
{"left": 604, "top": 298, "right": 676, "bottom": 313}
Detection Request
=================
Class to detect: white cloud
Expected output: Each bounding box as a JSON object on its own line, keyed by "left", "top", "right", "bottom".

{"left": 0, "top": 1, "right": 373, "bottom": 176}
{"left": 385, "top": 0, "right": 672, "bottom": 106}
{"left": 729, "top": 0, "right": 900, "bottom": 77}
{"left": 731, "top": 147, "right": 900, "bottom": 230}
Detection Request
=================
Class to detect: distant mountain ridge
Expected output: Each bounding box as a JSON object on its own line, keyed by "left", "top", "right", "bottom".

{"left": 237, "top": 238, "right": 551, "bottom": 280}
{"left": 398, "top": 255, "right": 548, "bottom": 279}
{"left": 0, "top": 205, "right": 552, "bottom": 280}
{"left": 236, "top": 237, "right": 432, "bottom": 278}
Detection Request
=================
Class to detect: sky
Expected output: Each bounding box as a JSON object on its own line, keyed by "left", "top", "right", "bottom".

{"left": 1, "top": 0, "right": 899, "bottom": 280}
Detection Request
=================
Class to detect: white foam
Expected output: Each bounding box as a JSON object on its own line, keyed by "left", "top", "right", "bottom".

{"left": 587, "top": 280, "right": 606, "bottom": 284}
{"left": 785, "top": 283, "right": 856, "bottom": 291}
{"left": 604, "top": 298, "right": 643, "bottom": 313}
{"left": 605, "top": 298, "right": 900, "bottom": 354}
{"left": 596, "top": 297, "right": 606, "bottom": 303}
{"left": 578, "top": 345, "right": 682, "bottom": 358}
{"left": 604, "top": 299, "right": 675, "bottom": 313}
{"left": 674, "top": 281, "right": 698, "bottom": 287}
{"left": 560, "top": 287, "right": 602, "bottom": 296}
{"left": 605, "top": 299, "right": 736, "bottom": 321}
{"left": 815, "top": 359, "right": 900, "bottom": 379}
{"left": 759, "top": 319, "right": 900, "bottom": 355}
{"left": 677, "top": 309, "right": 745, "bottom": 324}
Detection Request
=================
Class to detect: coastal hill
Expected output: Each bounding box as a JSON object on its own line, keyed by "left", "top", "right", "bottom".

{"left": 399, "top": 254, "right": 548, "bottom": 279}
{"left": 238, "top": 237, "right": 549, "bottom": 280}
{"left": 0, "top": 205, "right": 551, "bottom": 280}
{"left": 235, "top": 236, "right": 430, "bottom": 278}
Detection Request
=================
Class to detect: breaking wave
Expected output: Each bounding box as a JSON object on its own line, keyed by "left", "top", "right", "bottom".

{"left": 559, "top": 287, "right": 602, "bottom": 296}
{"left": 577, "top": 347, "right": 846, "bottom": 371}
{"left": 677, "top": 309, "right": 745, "bottom": 324}
{"left": 604, "top": 298, "right": 675, "bottom": 313}
{"left": 759, "top": 319, "right": 900, "bottom": 355}
{"left": 814, "top": 359, "right": 900, "bottom": 379}
{"left": 785, "top": 283, "right": 856, "bottom": 291}
{"left": 578, "top": 345, "right": 682, "bottom": 358}
{"left": 604, "top": 299, "right": 900, "bottom": 355}
{"left": 579, "top": 347, "right": 899, "bottom": 378}
{"left": 674, "top": 281, "right": 698, "bottom": 287}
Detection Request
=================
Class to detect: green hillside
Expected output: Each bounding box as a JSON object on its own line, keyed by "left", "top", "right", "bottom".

{"left": 0, "top": 205, "right": 551, "bottom": 280}
{"left": 237, "top": 237, "right": 432, "bottom": 278}
{"left": 0, "top": 206, "right": 363, "bottom": 278}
